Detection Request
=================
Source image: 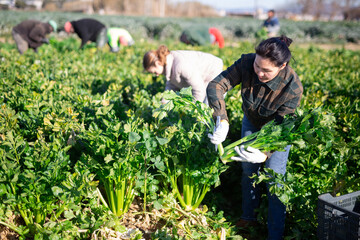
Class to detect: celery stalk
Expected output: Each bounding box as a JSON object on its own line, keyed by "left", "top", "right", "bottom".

{"left": 218, "top": 143, "right": 224, "bottom": 156}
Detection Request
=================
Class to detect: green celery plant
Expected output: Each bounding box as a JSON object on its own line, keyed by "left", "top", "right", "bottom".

{"left": 0, "top": 131, "right": 86, "bottom": 237}
{"left": 153, "top": 88, "right": 228, "bottom": 211}
{"left": 219, "top": 108, "right": 336, "bottom": 163}
{"left": 79, "top": 116, "right": 144, "bottom": 216}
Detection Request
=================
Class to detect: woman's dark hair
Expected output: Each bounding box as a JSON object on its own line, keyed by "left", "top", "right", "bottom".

{"left": 143, "top": 45, "right": 170, "bottom": 70}
{"left": 255, "top": 35, "right": 293, "bottom": 67}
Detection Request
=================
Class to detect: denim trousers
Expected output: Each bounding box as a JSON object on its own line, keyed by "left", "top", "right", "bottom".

{"left": 240, "top": 115, "right": 290, "bottom": 240}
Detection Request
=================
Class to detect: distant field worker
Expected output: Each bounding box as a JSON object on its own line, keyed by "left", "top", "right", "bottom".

{"left": 107, "top": 28, "right": 135, "bottom": 52}
{"left": 143, "top": 45, "right": 223, "bottom": 103}
{"left": 180, "top": 25, "right": 225, "bottom": 48}
{"left": 64, "top": 18, "right": 107, "bottom": 49}
{"left": 263, "top": 9, "right": 280, "bottom": 37}
{"left": 209, "top": 27, "right": 225, "bottom": 48}
{"left": 12, "top": 19, "right": 57, "bottom": 54}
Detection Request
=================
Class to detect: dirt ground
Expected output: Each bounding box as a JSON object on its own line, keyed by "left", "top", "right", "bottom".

{"left": 0, "top": 224, "right": 19, "bottom": 240}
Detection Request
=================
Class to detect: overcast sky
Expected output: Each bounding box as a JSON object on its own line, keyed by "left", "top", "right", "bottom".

{"left": 170, "top": 0, "right": 292, "bottom": 10}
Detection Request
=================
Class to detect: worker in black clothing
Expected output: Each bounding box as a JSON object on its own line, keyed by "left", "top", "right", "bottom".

{"left": 64, "top": 18, "right": 107, "bottom": 49}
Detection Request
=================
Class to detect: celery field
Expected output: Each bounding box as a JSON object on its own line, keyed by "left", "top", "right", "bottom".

{"left": 0, "top": 11, "right": 360, "bottom": 240}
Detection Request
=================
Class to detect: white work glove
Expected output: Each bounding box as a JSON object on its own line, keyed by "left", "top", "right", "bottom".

{"left": 230, "top": 145, "right": 267, "bottom": 163}
{"left": 111, "top": 47, "right": 119, "bottom": 52}
{"left": 208, "top": 116, "right": 229, "bottom": 145}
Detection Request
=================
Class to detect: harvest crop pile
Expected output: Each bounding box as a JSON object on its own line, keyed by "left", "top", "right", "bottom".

{"left": 0, "top": 11, "right": 360, "bottom": 240}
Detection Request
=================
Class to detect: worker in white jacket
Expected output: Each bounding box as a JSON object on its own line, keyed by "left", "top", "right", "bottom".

{"left": 143, "top": 45, "right": 223, "bottom": 103}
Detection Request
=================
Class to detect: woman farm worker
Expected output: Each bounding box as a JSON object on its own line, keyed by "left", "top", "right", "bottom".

{"left": 107, "top": 27, "right": 135, "bottom": 52}
{"left": 207, "top": 36, "right": 303, "bottom": 240}
{"left": 143, "top": 45, "right": 223, "bottom": 103}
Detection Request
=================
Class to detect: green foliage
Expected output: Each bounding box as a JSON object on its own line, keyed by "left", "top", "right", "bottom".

{"left": 153, "top": 88, "right": 228, "bottom": 211}
{"left": 220, "top": 108, "right": 336, "bottom": 163}
{"left": 1, "top": 10, "right": 360, "bottom": 43}
{"left": 78, "top": 115, "right": 144, "bottom": 216}
{"left": 255, "top": 27, "right": 268, "bottom": 42}
{"left": 0, "top": 14, "right": 359, "bottom": 239}
{"left": 0, "top": 131, "right": 105, "bottom": 238}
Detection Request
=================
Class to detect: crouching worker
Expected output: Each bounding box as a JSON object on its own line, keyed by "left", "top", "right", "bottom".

{"left": 107, "top": 28, "right": 135, "bottom": 53}
{"left": 180, "top": 25, "right": 225, "bottom": 49}
{"left": 64, "top": 18, "right": 107, "bottom": 49}
{"left": 12, "top": 19, "right": 57, "bottom": 54}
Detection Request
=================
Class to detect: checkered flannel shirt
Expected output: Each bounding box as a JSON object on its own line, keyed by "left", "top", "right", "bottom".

{"left": 207, "top": 53, "right": 303, "bottom": 129}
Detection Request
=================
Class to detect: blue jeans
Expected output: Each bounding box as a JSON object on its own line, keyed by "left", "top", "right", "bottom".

{"left": 240, "top": 115, "right": 290, "bottom": 240}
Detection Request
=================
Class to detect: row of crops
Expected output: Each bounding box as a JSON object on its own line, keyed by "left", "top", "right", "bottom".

{"left": 1, "top": 11, "right": 360, "bottom": 240}
{"left": 1, "top": 10, "right": 360, "bottom": 43}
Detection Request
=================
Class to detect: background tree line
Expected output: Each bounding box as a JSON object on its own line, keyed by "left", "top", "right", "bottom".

{"left": 5, "top": 0, "right": 360, "bottom": 19}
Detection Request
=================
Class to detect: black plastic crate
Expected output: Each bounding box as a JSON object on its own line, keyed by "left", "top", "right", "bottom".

{"left": 317, "top": 191, "right": 360, "bottom": 240}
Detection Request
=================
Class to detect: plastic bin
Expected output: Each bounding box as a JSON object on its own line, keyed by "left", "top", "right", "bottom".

{"left": 317, "top": 190, "right": 360, "bottom": 240}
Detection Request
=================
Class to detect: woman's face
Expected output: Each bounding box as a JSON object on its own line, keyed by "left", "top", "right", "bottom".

{"left": 253, "top": 54, "right": 286, "bottom": 83}
{"left": 147, "top": 61, "right": 164, "bottom": 76}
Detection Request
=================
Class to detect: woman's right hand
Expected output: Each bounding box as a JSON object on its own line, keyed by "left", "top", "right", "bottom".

{"left": 208, "top": 116, "right": 229, "bottom": 145}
